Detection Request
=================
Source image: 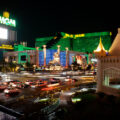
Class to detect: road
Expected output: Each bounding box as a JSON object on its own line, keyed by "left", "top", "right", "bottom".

{"left": 0, "top": 71, "right": 96, "bottom": 117}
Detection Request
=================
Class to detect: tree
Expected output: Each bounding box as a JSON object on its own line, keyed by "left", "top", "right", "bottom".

{"left": 25, "top": 62, "right": 33, "bottom": 71}
{"left": 71, "top": 61, "right": 80, "bottom": 71}
{"left": 0, "top": 59, "right": 8, "bottom": 72}
{"left": 8, "top": 62, "right": 17, "bottom": 72}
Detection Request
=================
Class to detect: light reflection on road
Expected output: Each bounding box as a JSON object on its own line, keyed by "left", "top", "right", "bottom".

{"left": 0, "top": 72, "right": 96, "bottom": 104}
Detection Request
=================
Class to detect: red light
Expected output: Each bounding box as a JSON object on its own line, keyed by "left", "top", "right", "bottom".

{"left": 41, "top": 86, "right": 57, "bottom": 91}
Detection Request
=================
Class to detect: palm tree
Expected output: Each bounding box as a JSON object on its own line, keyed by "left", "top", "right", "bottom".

{"left": 0, "top": 59, "right": 7, "bottom": 72}
{"left": 25, "top": 62, "right": 33, "bottom": 71}
{"left": 8, "top": 62, "right": 17, "bottom": 72}
{"left": 71, "top": 61, "right": 80, "bottom": 71}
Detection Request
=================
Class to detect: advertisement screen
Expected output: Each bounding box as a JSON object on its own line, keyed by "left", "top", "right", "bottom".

{"left": 76, "top": 56, "right": 82, "bottom": 65}
{"left": 0, "top": 27, "right": 8, "bottom": 40}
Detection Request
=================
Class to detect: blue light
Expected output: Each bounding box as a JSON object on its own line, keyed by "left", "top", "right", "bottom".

{"left": 39, "top": 50, "right": 66, "bottom": 66}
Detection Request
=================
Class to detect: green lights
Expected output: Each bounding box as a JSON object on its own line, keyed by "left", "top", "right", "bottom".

{"left": 61, "top": 32, "right": 85, "bottom": 39}
{"left": 61, "top": 32, "right": 111, "bottom": 38}
{"left": 72, "top": 98, "right": 82, "bottom": 103}
{"left": 35, "top": 32, "right": 112, "bottom": 53}
{"left": 0, "top": 16, "right": 16, "bottom": 27}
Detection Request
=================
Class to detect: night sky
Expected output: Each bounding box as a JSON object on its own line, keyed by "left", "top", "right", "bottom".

{"left": 0, "top": 1, "right": 119, "bottom": 47}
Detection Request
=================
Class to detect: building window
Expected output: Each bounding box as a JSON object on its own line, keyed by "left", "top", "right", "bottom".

{"left": 21, "top": 55, "right": 26, "bottom": 61}
{"left": 103, "top": 68, "right": 120, "bottom": 89}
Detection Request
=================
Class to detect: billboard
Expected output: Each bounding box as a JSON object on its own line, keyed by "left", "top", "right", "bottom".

{"left": 39, "top": 50, "right": 66, "bottom": 66}
{"left": 0, "top": 26, "right": 17, "bottom": 46}
{"left": 0, "top": 27, "right": 8, "bottom": 40}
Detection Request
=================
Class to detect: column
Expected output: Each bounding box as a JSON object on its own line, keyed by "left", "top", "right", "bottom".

{"left": 43, "top": 45, "right": 46, "bottom": 67}
{"left": 36, "top": 47, "right": 39, "bottom": 67}
{"left": 65, "top": 47, "right": 69, "bottom": 68}
{"left": 57, "top": 45, "right": 60, "bottom": 55}
{"left": 96, "top": 58, "right": 102, "bottom": 92}
{"left": 57, "top": 45, "right": 61, "bottom": 64}
{"left": 72, "top": 56, "right": 74, "bottom": 63}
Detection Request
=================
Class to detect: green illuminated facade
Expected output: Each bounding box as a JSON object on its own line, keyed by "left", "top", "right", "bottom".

{"left": 14, "top": 45, "right": 36, "bottom": 51}
{"left": 35, "top": 32, "right": 112, "bottom": 53}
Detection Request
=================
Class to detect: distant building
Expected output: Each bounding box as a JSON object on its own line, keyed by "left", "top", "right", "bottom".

{"left": 3, "top": 44, "right": 87, "bottom": 68}
{"left": 0, "top": 11, "right": 17, "bottom": 60}
{"left": 3, "top": 30, "right": 112, "bottom": 68}
{"left": 35, "top": 31, "right": 112, "bottom": 53}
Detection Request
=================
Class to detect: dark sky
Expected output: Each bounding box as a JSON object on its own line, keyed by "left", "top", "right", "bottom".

{"left": 0, "top": 1, "right": 119, "bottom": 47}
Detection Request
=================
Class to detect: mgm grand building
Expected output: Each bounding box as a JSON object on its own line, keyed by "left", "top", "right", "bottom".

{"left": 3, "top": 31, "right": 112, "bottom": 70}
{"left": 0, "top": 11, "right": 17, "bottom": 61}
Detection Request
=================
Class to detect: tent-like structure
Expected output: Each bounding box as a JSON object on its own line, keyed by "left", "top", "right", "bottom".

{"left": 94, "top": 37, "right": 107, "bottom": 57}
{"left": 109, "top": 28, "right": 120, "bottom": 56}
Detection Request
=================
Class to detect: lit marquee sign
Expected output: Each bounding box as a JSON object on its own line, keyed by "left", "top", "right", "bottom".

{"left": 63, "top": 33, "right": 85, "bottom": 38}
{"left": 0, "top": 27, "right": 8, "bottom": 39}
{"left": 0, "top": 44, "right": 13, "bottom": 49}
{"left": 0, "top": 16, "right": 16, "bottom": 27}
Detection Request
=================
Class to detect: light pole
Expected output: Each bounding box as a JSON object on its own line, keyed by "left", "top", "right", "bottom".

{"left": 36, "top": 47, "right": 39, "bottom": 67}
{"left": 57, "top": 45, "right": 61, "bottom": 64}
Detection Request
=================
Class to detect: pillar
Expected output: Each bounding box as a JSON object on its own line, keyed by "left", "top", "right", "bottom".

{"left": 57, "top": 45, "right": 60, "bottom": 64}
{"left": 88, "top": 53, "right": 93, "bottom": 64}
{"left": 43, "top": 45, "right": 46, "bottom": 67}
{"left": 65, "top": 47, "right": 69, "bottom": 68}
{"left": 57, "top": 45, "right": 60, "bottom": 55}
{"left": 72, "top": 56, "right": 74, "bottom": 63}
{"left": 96, "top": 57, "right": 102, "bottom": 92}
{"left": 36, "top": 47, "right": 39, "bottom": 67}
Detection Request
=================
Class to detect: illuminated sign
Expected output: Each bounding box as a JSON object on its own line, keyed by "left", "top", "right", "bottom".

{"left": 0, "top": 27, "right": 8, "bottom": 39}
{"left": 0, "top": 44, "right": 13, "bottom": 49}
{"left": 63, "top": 33, "right": 85, "bottom": 38}
{"left": 0, "top": 16, "right": 16, "bottom": 27}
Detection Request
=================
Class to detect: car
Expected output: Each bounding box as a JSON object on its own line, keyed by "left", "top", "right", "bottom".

{"left": 41, "top": 86, "right": 56, "bottom": 91}
{"left": 25, "top": 80, "right": 35, "bottom": 85}
{"left": 30, "top": 81, "right": 47, "bottom": 88}
{"left": 9, "top": 82, "right": 24, "bottom": 88}
{"left": 10, "top": 80, "right": 22, "bottom": 84}
{"left": 4, "top": 87, "right": 21, "bottom": 94}
{"left": 0, "top": 84, "right": 8, "bottom": 91}
{"left": 49, "top": 78, "right": 60, "bottom": 82}
{"left": 36, "top": 81, "right": 47, "bottom": 87}
{"left": 47, "top": 82, "right": 59, "bottom": 87}
{"left": 36, "top": 79, "right": 43, "bottom": 83}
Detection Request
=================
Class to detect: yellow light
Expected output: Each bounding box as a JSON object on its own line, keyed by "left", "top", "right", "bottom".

{"left": 70, "top": 35, "right": 73, "bottom": 38}
{"left": 54, "top": 36, "right": 57, "bottom": 39}
{"left": 0, "top": 44, "right": 13, "bottom": 49}
{"left": 3, "top": 11, "right": 10, "bottom": 18}
{"left": 94, "top": 37, "right": 107, "bottom": 52}
{"left": 110, "top": 32, "right": 112, "bottom": 36}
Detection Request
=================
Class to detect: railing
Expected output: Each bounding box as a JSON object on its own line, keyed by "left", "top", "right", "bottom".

{"left": 41, "top": 99, "right": 60, "bottom": 115}
{"left": 0, "top": 105, "right": 24, "bottom": 119}
{"left": 0, "top": 111, "right": 16, "bottom": 120}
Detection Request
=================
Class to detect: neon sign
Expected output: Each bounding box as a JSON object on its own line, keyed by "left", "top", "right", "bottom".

{"left": 0, "top": 44, "right": 13, "bottom": 49}
{"left": 0, "top": 16, "right": 16, "bottom": 27}
{"left": 63, "top": 33, "right": 85, "bottom": 38}
{"left": 0, "top": 27, "right": 8, "bottom": 39}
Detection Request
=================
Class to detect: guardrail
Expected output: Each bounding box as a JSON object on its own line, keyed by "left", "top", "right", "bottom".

{"left": 0, "top": 105, "right": 24, "bottom": 119}
{"left": 41, "top": 99, "right": 60, "bottom": 115}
